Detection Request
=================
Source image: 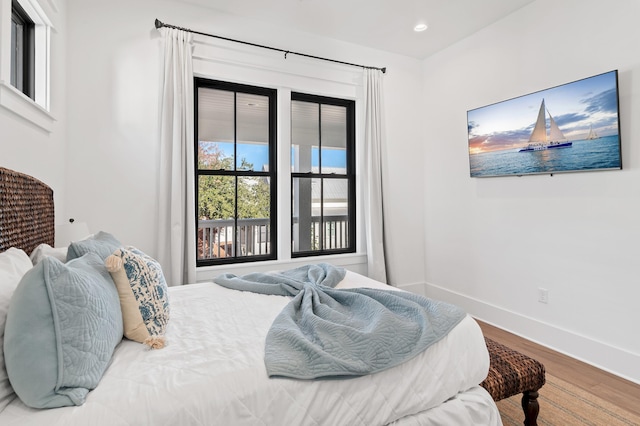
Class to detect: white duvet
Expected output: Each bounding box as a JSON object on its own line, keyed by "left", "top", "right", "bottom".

{"left": 0, "top": 272, "right": 501, "bottom": 425}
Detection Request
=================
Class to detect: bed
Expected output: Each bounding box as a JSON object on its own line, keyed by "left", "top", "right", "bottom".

{"left": 0, "top": 166, "right": 502, "bottom": 425}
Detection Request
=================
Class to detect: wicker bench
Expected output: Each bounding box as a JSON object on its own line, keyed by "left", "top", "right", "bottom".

{"left": 481, "top": 337, "right": 546, "bottom": 426}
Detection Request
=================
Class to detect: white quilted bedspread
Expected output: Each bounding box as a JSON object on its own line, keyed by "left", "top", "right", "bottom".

{"left": 0, "top": 272, "right": 498, "bottom": 425}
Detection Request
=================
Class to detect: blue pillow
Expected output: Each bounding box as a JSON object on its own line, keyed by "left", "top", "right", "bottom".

{"left": 3, "top": 253, "right": 123, "bottom": 408}
{"left": 66, "top": 231, "right": 121, "bottom": 262}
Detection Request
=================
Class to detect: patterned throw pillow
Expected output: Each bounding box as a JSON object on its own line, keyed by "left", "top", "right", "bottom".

{"left": 105, "top": 247, "right": 169, "bottom": 348}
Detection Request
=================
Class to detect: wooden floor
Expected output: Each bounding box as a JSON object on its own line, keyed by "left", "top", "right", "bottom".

{"left": 476, "top": 319, "right": 640, "bottom": 418}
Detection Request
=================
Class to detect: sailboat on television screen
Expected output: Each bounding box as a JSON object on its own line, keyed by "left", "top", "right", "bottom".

{"left": 586, "top": 124, "right": 600, "bottom": 140}
{"left": 519, "top": 99, "right": 573, "bottom": 152}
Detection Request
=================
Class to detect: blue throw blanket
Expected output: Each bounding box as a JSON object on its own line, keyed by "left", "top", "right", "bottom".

{"left": 214, "top": 264, "right": 466, "bottom": 379}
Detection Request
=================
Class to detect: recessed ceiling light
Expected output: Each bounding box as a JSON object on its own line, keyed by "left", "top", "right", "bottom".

{"left": 414, "top": 23, "right": 428, "bottom": 32}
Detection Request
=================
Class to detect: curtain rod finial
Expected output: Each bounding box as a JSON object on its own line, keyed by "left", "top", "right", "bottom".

{"left": 381, "top": 67, "right": 387, "bottom": 74}
{"left": 155, "top": 19, "right": 164, "bottom": 29}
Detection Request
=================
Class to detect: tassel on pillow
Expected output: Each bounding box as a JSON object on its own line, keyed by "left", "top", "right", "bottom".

{"left": 105, "top": 254, "right": 123, "bottom": 273}
{"left": 144, "top": 336, "right": 166, "bottom": 349}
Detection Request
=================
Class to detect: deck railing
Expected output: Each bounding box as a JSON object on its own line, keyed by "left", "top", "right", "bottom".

{"left": 198, "top": 215, "right": 349, "bottom": 259}
{"left": 293, "top": 215, "right": 350, "bottom": 252}
{"left": 198, "top": 218, "right": 270, "bottom": 259}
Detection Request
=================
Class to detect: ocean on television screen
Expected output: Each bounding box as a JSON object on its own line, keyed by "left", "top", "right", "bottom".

{"left": 469, "top": 135, "right": 620, "bottom": 177}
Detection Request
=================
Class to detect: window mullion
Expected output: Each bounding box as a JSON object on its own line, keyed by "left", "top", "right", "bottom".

{"left": 317, "top": 103, "right": 323, "bottom": 251}
{"left": 277, "top": 89, "right": 292, "bottom": 261}
{"left": 25, "top": 17, "right": 35, "bottom": 98}
{"left": 233, "top": 92, "right": 239, "bottom": 258}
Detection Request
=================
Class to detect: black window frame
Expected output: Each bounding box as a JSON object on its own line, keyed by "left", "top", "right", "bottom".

{"left": 194, "top": 78, "right": 278, "bottom": 266}
{"left": 291, "top": 92, "right": 356, "bottom": 258}
{"left": 10, "top": 0, "right": 35, "bottom": 100}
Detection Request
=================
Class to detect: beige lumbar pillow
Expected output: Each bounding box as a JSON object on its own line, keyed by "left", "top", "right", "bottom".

{"left": 105, "top": 247, "right": 169, "bottom": 349}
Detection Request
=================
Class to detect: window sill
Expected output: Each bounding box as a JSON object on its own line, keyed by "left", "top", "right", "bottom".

{"left": 0, "top": 81, "right": 55, "bottom": 132}
{"left": 196, "top": 252, "right": 368, "bottom": 283}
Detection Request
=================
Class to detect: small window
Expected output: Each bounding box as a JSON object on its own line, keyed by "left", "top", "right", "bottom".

{"left": 195, "top": 78, "right": 277, "bottom": 265}
{"left": 10, "top": 0, "right": 35, "bottom": 99}
{"left": 291, "top": 93, "right": 356, "bottom": 256}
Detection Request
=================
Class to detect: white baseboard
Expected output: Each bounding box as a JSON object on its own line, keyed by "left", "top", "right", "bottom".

{"left": 424, "top": 281, "right": 640, "bottom": 385}
{"left": 397, "top": 281, "right": 428, "bottom": 296}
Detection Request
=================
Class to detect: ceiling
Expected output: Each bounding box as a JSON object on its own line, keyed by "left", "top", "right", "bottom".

{"left": 175, "top": 0, "right": 535, "bottom": 59}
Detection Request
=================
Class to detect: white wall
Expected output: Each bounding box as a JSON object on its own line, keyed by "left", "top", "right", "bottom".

{"left": 0, "top": 0, "right": 67, "bottom": 224}
{"left": 422, "top": 0, "right": 640, "bottom": 383}
{"left": 64, "top": 0, "right": 425, "bottom": 287}
{"left": 6, "top": 0, "right": 637, "bottom": 388}
{"left": 7, "top": 0, "right": 638, "bottom": 384}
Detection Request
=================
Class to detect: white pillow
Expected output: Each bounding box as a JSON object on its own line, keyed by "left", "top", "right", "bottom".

{"left": 29, "top": 243, "right": 68, "bottom": 265}
{"left": 0, "top": 248, "right": 33, "bottom": 411}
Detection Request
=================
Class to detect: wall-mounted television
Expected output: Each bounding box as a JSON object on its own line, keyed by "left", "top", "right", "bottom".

{"left": 467, "top": 70, "right": 622, "bottom": 178}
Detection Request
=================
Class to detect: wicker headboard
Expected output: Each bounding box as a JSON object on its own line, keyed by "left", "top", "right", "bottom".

{"left": 0, "top": 167, "right": 55, "bottom": 254}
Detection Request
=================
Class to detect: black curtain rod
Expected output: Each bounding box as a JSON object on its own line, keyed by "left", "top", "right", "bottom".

{"left": 155, "top": 19, "right": 386, "bottom": 74}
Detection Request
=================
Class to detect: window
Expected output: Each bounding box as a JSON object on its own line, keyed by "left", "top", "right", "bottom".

{"left": 10, "top": 0, "right": 35, "bottom": 99}
{"left": 291, "top": 93, "right": 356, "bottom": 256}
{"left": 1, "top": 0, "right": 54, "bottom": 131}
{"left": 194, "top": 80, "right": 356, "bottom": 267}
{"left": 195, "top": 78, "right": 277, "bottom": 265}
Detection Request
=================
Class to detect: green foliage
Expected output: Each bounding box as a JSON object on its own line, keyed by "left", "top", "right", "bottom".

{"left": 198, "top": 144, "right": 270, "bottom": 220}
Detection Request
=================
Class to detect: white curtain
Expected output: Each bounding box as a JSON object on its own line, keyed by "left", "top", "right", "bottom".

{"left": 157, "top": 28, "right": 195, "bottom": 286}
{"left": 363, "top": 69, "right": 388, "bottom": 284}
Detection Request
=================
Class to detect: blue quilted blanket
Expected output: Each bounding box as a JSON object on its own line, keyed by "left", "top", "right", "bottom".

{"left": 213, "top": 263, "right": 466, "bottom": 379}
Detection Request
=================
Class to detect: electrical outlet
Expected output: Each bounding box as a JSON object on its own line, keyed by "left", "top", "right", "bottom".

{"left": 538, "top": 288, "right": 549, "bottom": 304}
